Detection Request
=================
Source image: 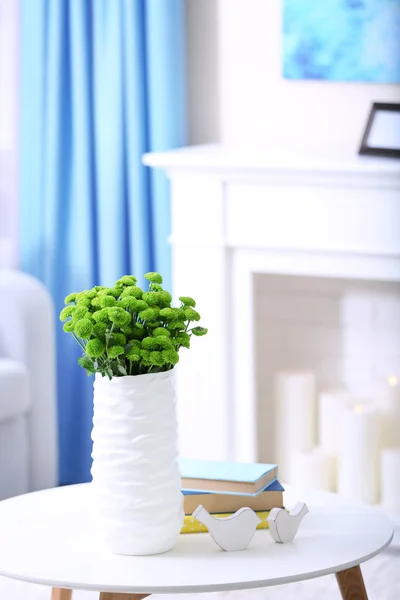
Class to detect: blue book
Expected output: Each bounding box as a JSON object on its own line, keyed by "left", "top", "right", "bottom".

{"left": 179, "top": 458, "right": 278, "bottom": 495}
{"left": 182, "top": 479, "right": 285, "bottom": 496}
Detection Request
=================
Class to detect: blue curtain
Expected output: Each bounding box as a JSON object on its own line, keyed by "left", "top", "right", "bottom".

{"left": 20, "top": 0, "right": 186, "bottom": 485}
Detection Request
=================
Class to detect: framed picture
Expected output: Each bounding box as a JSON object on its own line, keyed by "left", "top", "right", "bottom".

{"left": 359, "top": 103, "right": 400, "bottom": 159}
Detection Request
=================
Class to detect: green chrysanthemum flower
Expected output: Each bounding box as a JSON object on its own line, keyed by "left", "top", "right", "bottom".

{"left": 135, "top": 299, "right": 148, "bottom": 312}
{"left": 76, "top": 298, "right": 91, "bottom": 308}
{"left": 161, "top": 349, "right": 179, "bottom": 365}
{"left": 72, "top": 306, "right": 89, "bottom": 320}
{"left": 149, "top": 351, "right": 164, "bottom": 367}
{"left": 146, "top": 320, "right": 161, "bottom": 330}
{"left": 140, "top": 349, "right": 152, "bottom": 364}
{"left": 160, "top": 291, "right": 172, "bottom": 304}
{"left": 139, "top": 308, "right": 157, "bottom": 321}
{"left": 154, "top": 336, "right": 173, "bottom": 349}
{"left": 59, "top": 305, "right": 75, "bottom": 322}
{"left": 99, "top": 295, "right": 116, "bottom": 308}
{"left": 95, "top": 286, "right": 107, "bottom": 292}
{"left": 110, "top": 333, "right": 126, "bottom": 347}
{"left": 184, "top": 308, "right": 201, "bottom": 321}
{"left": 108, "top": 307, "right": 131, "bottom": 326}
{"left": 91, "top": 297, "right": 102, "bottom": 307}
{"left": 74, "top": 318, "right": 93, "bottom": 339}
{"left": 121, "top": 286, "right": 143, "bottom": 299}
{"left": 179, "top": 296, "right": 196, "bottom": 307}
{"left": 116, "top": 275, "right": 137, "bottom": 286}
{"left": 191, "top": 326, "right": 208, "bottom": 336}
{"left": 169, "top": 320, "right": 186, "bottom": 330}
{"left": 93, "top": 322, "right": 107, "bottom": 339}
{"left": 119, "top": 297, "right": 138, "bottom": 311}
{"left": 141, "top": 337, "right": 159, "bottom": 350}
{"left": 175, "top": 332, "right": 191, "bottom": 348}
{"left": 63, "top": 321, "right": 75, "bottom": 333}
{"left": 151, "top": 283, "right": 163, "bottom": 291}
{"left": 126, "top": 348, "right": 141, "bottom": 361}
{"left": 64, "top": 293, "right": 77, "bottom": 304}
{"left": 142, "top": 291, "right": 162, "bottom": 305}
{"left": 92, "top": 308, "right": 111, "bottom": 323}
{"left": 159, "top": 308, "right": 175, "bottom": 321}
{"left": 131, "top": 323, "right": 145, "bottom": 339}
{"left": 144, "top": 272, "right": 163, "bottom": 284}
{"left": 107, "top": 287, "right": 122, "bottom": 298}
{"left": 86, "top": 339, "right": 106, "bottom": 358}
{"left": 107, "top": 345, "right": 124, "bottom": 358}
{"left": 152, "top": 327, "right": 170, "bottom": 337}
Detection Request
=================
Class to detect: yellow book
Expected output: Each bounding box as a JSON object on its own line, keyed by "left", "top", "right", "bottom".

{"left": 180, "top": 510, "right": 271, "bottom": 534}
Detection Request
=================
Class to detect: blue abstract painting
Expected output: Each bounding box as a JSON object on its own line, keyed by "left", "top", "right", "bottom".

{"left": 283, "top": 0, "right": 400, "bottom": 83}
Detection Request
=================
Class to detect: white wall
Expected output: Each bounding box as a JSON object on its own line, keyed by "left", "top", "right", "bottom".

{"left": 186, "top": 0, "right": 400, "bottom": 151}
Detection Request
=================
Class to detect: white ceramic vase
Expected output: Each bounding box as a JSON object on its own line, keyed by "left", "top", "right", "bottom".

{"left": 91, "top": 370, "right": 184, "bottom": 555}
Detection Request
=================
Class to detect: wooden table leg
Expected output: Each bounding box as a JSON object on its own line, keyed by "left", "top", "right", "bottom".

{"left": 335, "top": 565, "right": 368, "bottom": 600}
{"left": 99, "top": 594, "right": 150, "bottom": 600}
{"left": 51, "top": 589, "right": 73, "bottom": 600}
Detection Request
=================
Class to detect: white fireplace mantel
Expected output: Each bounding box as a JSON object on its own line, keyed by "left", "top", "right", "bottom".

{"left": 143, "top": 144, "right": 400, "bottom": 462}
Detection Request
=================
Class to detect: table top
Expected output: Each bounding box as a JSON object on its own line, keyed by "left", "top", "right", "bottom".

{"left": 0, "top": 484, "right": 393, "bottom": 594}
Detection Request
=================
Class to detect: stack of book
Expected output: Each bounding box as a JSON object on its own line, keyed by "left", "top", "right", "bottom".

{"left": 179, "top": 458, "right": 284, "bottom": 533}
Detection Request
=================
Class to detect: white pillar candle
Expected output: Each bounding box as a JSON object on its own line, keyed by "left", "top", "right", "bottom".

{"left": 338, "top": 404, "right": 380, "bottom": 505}
{"left": 381, "top": 449, "right": 400, "bottom": 512}
{"left": 274, "top": 370, "right": 316, "bottom": 482}
{"left": 318, "top": 389, "right": 354, "bottom": 452}
{"left": 291, "top": 447, "right": 336, "bottom": 492}
{"left": 376, "top": 376, "right": 400, "bottom": 448}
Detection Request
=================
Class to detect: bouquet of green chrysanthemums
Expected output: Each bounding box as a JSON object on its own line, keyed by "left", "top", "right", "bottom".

{"left": 60, "top": 272, "right": 207, "bottom": 379}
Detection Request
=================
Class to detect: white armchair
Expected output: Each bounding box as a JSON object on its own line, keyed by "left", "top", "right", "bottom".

{"left": 0, "top": 269, "right": 58, "bottom": 499}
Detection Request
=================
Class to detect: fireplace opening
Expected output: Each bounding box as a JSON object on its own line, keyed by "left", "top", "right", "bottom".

{"left": 254, "top": 273, "right": 400, "bottom": 464}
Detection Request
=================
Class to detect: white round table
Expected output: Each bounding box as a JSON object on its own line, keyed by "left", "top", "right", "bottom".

{"left": 0, "top": 484, "right": 393, "bottom": 600}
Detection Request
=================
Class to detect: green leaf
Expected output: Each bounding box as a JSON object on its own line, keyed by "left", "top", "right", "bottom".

{"left": 117, "top": 365, "right": 128, "bottom": 375}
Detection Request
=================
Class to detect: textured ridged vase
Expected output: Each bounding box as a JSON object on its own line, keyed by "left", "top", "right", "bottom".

{"left": 91, "top": 370, "right": 184, "bottom": 555}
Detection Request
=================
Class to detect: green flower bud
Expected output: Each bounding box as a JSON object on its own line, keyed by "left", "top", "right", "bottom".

{"left": 74, "top": 318, "right": 93, "bottom": 339}
{"left": 179, "top": 296, "right": 196, "bottom": 307}
{"left": 144, "top": 272, "right": 163, "bottom": 284}
{"left": 64, "top": 293, "right": 77, "bottom": 304}
{"left": 60, "top": 305, "right": 74, "bottom": 322}
{"left": 107, "top": 345, "right": 124, "bottom": 358}
{"left": 86, "top": 339, "right": 106, "bottom": 357}
{"left": 63, "top": 321, "right": 75, "bottom": 333}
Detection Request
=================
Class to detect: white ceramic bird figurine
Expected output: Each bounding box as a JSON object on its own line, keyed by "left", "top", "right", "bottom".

{"left": 267, "top": 501, "right": 309, "bottom": 543}
{"left": 192, "top": 505, "right": 261, "bottom": 551}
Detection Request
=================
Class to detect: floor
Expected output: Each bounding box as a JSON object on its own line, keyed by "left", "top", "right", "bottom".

{"left": 1, "top": 529, "right": 399, "bottom": 600}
